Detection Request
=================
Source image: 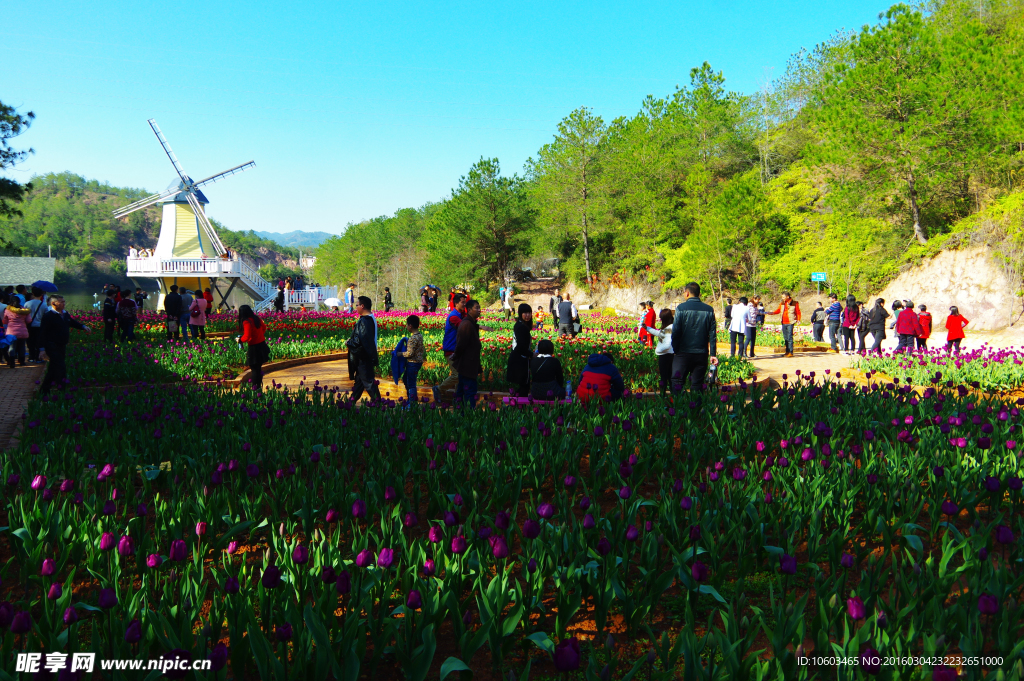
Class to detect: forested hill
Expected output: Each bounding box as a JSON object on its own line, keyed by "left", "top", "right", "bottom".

{"left": 0, "top": 171, "right": 302, "bottom": 286}
{"left": 315, "top": 0, "right": 1024, "bottom": 305}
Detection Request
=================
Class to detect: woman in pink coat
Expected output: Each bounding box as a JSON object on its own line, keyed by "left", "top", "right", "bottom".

{"left": 187, "top": 289, "right": 208, "bottom": 341}
{"left": 3, "top": 299, "right": 30, "bottom": 367}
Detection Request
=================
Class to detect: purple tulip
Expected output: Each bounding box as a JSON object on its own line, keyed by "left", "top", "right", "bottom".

{"left": 996, "top": 525, "right": 1015, "bottom": 545}
{"left": 124, "top": 619, "right": 142, "bottom": 643}
{"left": 932, "top": 666, "right": 958, "bottom": 681}
{"left": 355, "top": 549, "right": 373, "bottom": 568}
{"left": 980, "top": 547, "right": 989, "bottom": 561}
{"left": 169, "top": 540, "right": 187, "bottom": 562}
{"left": 335, "top": 570, "right": 351, "bottom": 594}
{"left": 224, "top": 576, "right": 240, "bottom": 594}
{"left": 941, "top": 500, "right": 959, "bottom": 516}
{"left": 41, "top": 558, "right": 56, "bottom": 576}
{"left": 352, "top": 499, "right": 366, "bottom": 519}
{"left": 859, "top": 647, "right": 881, "bottom": 675}
{"left": 100, "top": 532, "right": 116, "bottom": 551}
{"left": 495, "top": 511, "right": 510, "bottom": 530}
{"left": 984, "top": 476, "right": 1001, "bottom": 492}
{"left": 583, "top": 514, "right": 596, "bottom": 530}
{"left": 97, "top": 588, "right": 118, "bottom": 609}
{"left": 261, "top": 565, "right": 282, "bottom": 589}
{"left": 208, "top": 643, "right": 229, "bottom": 672}
{"left": 384, "top": 486, "right": 397, "bottom": 502}
{"left": 846, "top": 596, "right": 866, "bottom": 620}
{"left": 451, "top": 536, "right": 467, "bottom": 555}
{"left": 102, "top": 500, "right": 116, "bottom": 516}
{"left": 117, "top": 535, "right": 135, "bottom": 556}
{"left": 292, "top": 544, "right": 309, "bottom": 564}
{"left": 689, "top": 525, "right": 701, "bottom": 541}
{"left": 596, "top": 537, "right": 612, "bottom": 556}
{"left": 428, "top": 526, "right": 444, "bottom": 543}
{"left": 275, "top": 623, "right": 293, "bottom": 642}
{"left": 691, "top": 561, "right": 709, "bottom": 582}
{"left": 406, "top": 590, "right": 422, "bottom": 610}
{"left": 537, "top": 503, "right": 555, "bottom": 519}
{"left": 6, "top": 474, "right": 19, "bottom": 487}
{"left": 478, "top": 527, "right": 492, "bottom": 540}
{"left": 246, "top": 463, "right": 259, "bottom": 478}
{"left": 325, "top": 508, "right": 339, "bottom": 523}
{"left": 63, "top": 606, "right": 78, "bottom": 625}
{"left": 60, "top": 479, "right": 74, "bottom": 493}
{"left": 135, "top": 503, "right": 148, "bottom": 517}
{"left": 31, "top": 475, "right": 47, "bottom": 491}
{"left": 553, "top": 636, "right": 581, "bottom": 672}
{"left": 978, "top": 594, "right": 999, "bottom": 614}
{"left": 490, "top": 536, "right": 509, "bottom": 559}
{"left": 579, "top": 496, "right": 591, "bottom": 510}
{"left": 403, "top": 513, "right": 418, "bottom": 528}
{"left": 422, "top": 559, "right": 436, "bottom": 577}
{"left": 840, "top": 553, "right": 854, "bottom": 569}
{"left": 680, "top": 496, "right": 692, "bottom": 511}
{"left": 377, "top": 548, "right": 395, "bottom": 569}
{"left": 564, "top": 475, "right": 576, "bottom": 488}
{"left": 523, "top": 519, "right": 541, "bottom": 539}
{"left": 444, "top": 511, "right": 459, "bottom": 526}
{"left": 453, "top": 493, "right": 463, "bottom": 506}
{"left": 10, "top": 610, "right": 31, "bottom": 634}
{"left": 47, "top": 582, "right": 63, "bottom": 600}
{"left": 619, "top": 486, "right": 632, "bottom": 500}
{"left": 780, "top": 554, "right": 797, "bottom": 575}
{"left": 625, "top": 525, "right": 640, "bottom": 542}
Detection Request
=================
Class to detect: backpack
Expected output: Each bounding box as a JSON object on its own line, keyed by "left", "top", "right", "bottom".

{"left": 117, "top": 302, "right": 137, "bottom": 321}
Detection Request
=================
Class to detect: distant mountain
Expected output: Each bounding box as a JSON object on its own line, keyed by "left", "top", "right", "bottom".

{"left": 252, "top": 230, "right": 334, "bottom": 248}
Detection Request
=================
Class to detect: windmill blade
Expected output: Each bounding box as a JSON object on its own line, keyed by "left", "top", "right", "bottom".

{"left": 148, "top": 119, "right": 191, "bottom": 188}
{"left": 184, "top": 190, "right": 227, "bottom": 256}
{"left": 193, "top": 161, "right": 256, "bottom": 188}
{"left": 112, "top": 186, "right": 181, "bottom": 218}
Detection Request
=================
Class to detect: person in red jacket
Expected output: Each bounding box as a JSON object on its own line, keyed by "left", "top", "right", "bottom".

{"left": 576, "top": 352, "right": 625, "bottom": 403}
{"left": 238, "top": 305, "right": 270, "bottom": 391}
{"left": 916, "top": 304, "right": 932, "bottom": 350}
{"left": 893, "top": 301, "right": 922, "bottom": 354}
{"left": 944, "top": 306, "right": 969, "bottom": 354}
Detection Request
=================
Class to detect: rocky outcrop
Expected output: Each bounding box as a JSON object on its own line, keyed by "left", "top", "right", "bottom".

{"left": 875, "top": 247, "right": 1019, "bottom": 331}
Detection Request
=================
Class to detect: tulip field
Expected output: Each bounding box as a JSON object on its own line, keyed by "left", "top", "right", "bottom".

{"left": 3, "top": 307, "right": 1023, "bottom": 679}
{"left": 854, "top": 347, "right": 1024, "bottom": 394}
{"left": 59, "top": 310, "right": 759, "bottom": 390}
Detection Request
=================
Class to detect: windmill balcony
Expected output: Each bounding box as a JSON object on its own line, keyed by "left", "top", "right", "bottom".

{"left": 126, "top": 255, "right": 243, "bottom": 277}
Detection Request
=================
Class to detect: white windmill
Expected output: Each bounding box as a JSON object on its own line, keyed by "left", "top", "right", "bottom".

{"left": 116, "top": 119, "right": 279, "bottom": 311}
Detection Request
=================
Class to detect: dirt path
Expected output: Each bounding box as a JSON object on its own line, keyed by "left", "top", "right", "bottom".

{"left": 748, "top": 349, "right": 855, "bottom": 386}
{"left": 0, "top": 364, "right": 45, "bottom": 450}
{"left": 495, "top": 277, "right": 562, "bottom": 315}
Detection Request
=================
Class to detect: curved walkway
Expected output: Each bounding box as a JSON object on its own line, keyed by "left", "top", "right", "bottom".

{"left": 0, "top": 364, "right": 45, "bottom": 450}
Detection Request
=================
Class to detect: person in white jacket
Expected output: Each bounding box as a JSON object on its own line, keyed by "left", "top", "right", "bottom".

{"left": 729, "top": 297, "right": 749, "bottom": 357}
{"left": 645, "top": 308, "right": 675, "bottom": 397}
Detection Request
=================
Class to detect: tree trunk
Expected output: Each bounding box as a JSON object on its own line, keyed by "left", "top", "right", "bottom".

{"left": 908, "top": 173, "right": 927, "bottom": 245}
{"left": 581, "top": 183, "right": 593, "bottom": 293}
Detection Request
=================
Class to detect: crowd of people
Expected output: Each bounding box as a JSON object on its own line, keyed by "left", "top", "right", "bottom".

{"left": 805, "top": 294, "right": 969, "bottom": 355}
{"left": 0, "top": 287, "right": 91, "bottom": 392}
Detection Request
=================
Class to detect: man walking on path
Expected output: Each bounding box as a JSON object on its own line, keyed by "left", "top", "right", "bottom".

{"left": 39, "top": 295, "right": 91, "bottom": 394}
{"left": 825, "top": 294, "right": 842, "bottom": 353}
{"left": 179, "top": 288, "right": 194, "bottom": 342}
{"left": 344, "top": 284, "right": 356, "bottom": 314}
{"left": 723, "top": 298, "right": 733, "bottom": 331}
{"left": 25, "top": 287, "right": 46, "bottom": 363}
{"left": 810, "top": 302, "right": 826, "bottom": 342}
{"left": 164, "top": 285, "right": 182, "bottom": 340}
{"left": 348, "top": 296, "right": 381, "bottom": 403}
{"left": 558, "top": 295, "right": 578, "bottom": 337}
{"left": 670, "top": 282, "right": 718, "bottom": 392}
{"left": 452, "top": 299, "right": 484, "bottom": 406}
{"left": 729, "top": 296, "right": 749, "bottom": 357}
{"left": 433, "top": 293, "right": 468, "bottom": 402}
{"left": 549, "top": 290, "right": 563, "bottom": 328}
{"left": 767, "top": 293, "right": 801, "bottom": 357}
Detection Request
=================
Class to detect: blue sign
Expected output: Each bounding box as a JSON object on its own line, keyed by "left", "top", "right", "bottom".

{"left": 810, "top": 272, "right": 827, "bottom": 282}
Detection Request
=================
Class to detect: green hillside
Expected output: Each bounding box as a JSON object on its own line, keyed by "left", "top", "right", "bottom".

{"left": 315, "top": 0, "right": 1024, "bottom": 302}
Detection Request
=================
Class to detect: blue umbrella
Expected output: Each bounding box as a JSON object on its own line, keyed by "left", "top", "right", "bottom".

{"left": 32, "top": 280, "right": 58, "bottom": 292}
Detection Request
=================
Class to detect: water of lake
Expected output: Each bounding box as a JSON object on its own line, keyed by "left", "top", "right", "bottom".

{"left": 59, "top": 290, "right": 163, "bottom": 312}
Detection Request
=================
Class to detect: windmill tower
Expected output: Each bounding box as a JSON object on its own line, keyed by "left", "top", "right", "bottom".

{"left": 115, "top": 119, "right": 279, "bottom": 311}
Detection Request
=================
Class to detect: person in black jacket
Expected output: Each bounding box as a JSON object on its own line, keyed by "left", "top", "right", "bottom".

{"left": 670, "top": 282, "right": 719, "bottom": 392}
{"left": 102, "top": 290, "right": 117, "bottom": 343}
{"left": 348, "top": 296, "right": 381, "bottom": 403}
{"left": 163, "top": 285, "right": 182, "bottom": 340}
{"left": 274, "top": 287, "right": 285, "bottom": 313}
{"left": 383, "top": 287, "right": 394, "bottom": 312}
{"left": 38, "top": 295, "right": 91, "bottom": 394}
{"left": 506, "top": 303, "right": 533, "bottom": 397}
{"left": 530, "top": 339, "right": 565, "bottom": 400}
{"left": 867, "top": 298, "right": 890, "bottom": 355}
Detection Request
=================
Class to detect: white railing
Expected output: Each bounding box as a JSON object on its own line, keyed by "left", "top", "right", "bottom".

{"left": 127, "top": 256, "right": 242, "bottom": 276}
{"left": 255, "top": 286, "right": 338, "bottom": 312}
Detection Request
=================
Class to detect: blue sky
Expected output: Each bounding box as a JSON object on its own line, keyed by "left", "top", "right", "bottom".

{"left": 3, "top": 0, "right": 890, "bottom": 236}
